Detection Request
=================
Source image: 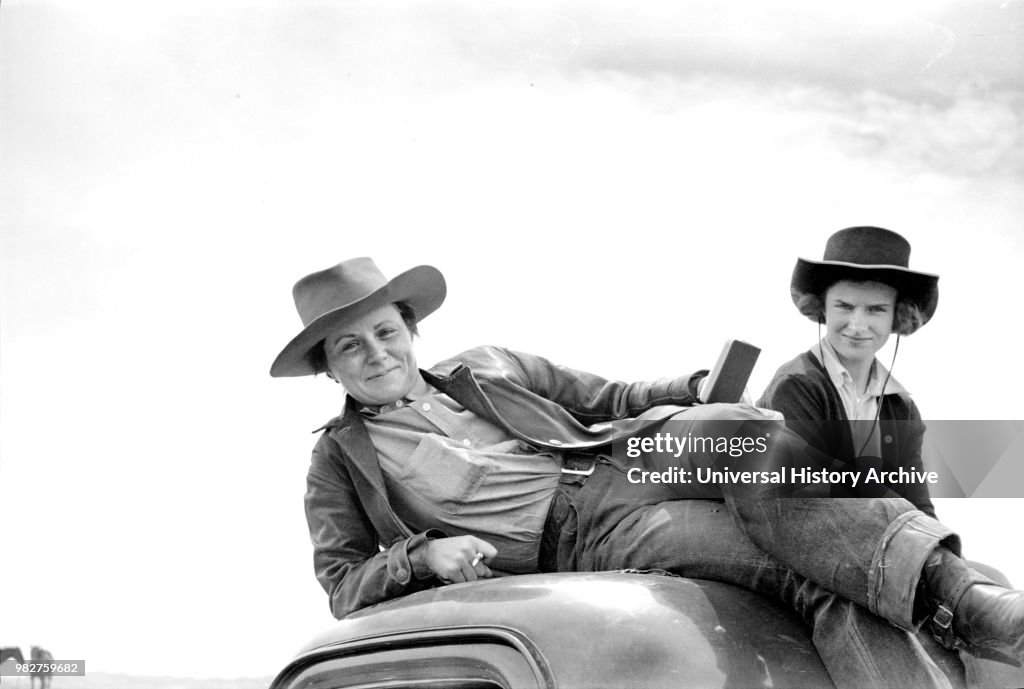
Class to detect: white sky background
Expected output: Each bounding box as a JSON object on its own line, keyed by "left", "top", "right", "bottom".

{"left": 2, "top": 0, "right": 1023, "bottom": 679}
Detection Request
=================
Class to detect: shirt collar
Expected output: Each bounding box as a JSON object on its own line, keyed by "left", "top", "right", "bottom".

{"left": 812, "top": 338, "right": 907, "bottom": 398}
{"left": 358, "top": 398, "right": 411, "bottom": 417}
{"left": 357, "top": 383, "right": 438, "bottom": 417}
{"left": 313, "top": 372, "right": 444, "bottom": 432}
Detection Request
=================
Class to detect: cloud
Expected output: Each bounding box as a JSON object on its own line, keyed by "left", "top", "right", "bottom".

{"left": 829, "top": 88, "right": 1024, "bottom": 179}
{"left": 374, "top": 1, "right": 1024, "bottom": 102}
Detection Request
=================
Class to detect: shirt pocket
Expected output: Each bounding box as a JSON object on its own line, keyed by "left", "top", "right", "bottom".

{"left": 399, "top": 435, "right": 492, "bottom": 514}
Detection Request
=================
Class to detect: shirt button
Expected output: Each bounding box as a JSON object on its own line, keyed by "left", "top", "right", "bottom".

{"left": 549, "top": 438, "right": 563, "bottom": 446}
{"left": 395, "top": 400, "right": 405, "bottom": 408}
{"left": 462, "top": 439, "right": 472, "bottom": 447}
{"left": 421, "top": 402, "right": 432, "bottom": 412}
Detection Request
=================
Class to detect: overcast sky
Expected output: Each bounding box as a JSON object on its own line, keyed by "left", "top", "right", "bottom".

{"left": 2, "top": 0, "right": 1022, "bottom": 679}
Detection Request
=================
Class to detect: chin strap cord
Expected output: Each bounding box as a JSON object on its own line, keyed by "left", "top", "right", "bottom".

{"left": 855, "top": 334, "right": 900, "bottom": 458}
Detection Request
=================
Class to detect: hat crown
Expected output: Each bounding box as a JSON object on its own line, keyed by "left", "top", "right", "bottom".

{"left": 293, "top": 257, "right": 388, "bottom": 327}
{"left": 823, "top": 226, "right": 911, "bottom": 268}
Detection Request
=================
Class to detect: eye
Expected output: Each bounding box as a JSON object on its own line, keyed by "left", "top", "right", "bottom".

{"left": 378, "top": 327, "right": 397, "bottom": 338}
{"left": 338, "top": 340, "right": 361, "bottom": 354}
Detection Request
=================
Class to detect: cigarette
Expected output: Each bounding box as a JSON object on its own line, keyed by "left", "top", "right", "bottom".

{"left": 471, "top": 552, "right": 484, "bottom": 567}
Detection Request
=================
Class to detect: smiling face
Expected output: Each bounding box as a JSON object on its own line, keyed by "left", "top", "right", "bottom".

{"left": 323, "top": 303, "right": 424, "bottom": 405}
{"left": 823, "top": 280, "right": 898, "bottom": 369}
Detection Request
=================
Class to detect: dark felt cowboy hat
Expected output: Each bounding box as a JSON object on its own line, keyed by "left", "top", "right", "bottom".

{"left": 791, "top": 226, "right": 939, "bottom": 334}
{"left": 270, "top": 257, "right": 446, "bottom": 377}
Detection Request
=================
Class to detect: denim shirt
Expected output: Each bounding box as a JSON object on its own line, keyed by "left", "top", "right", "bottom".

{"left": 304, "top": 344, "right": 706, "bottom": 618}
{"left": 363, "top": 389, "right": 563, "bottom": 573}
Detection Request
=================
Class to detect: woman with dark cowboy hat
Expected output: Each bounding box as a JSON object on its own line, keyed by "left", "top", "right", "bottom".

{"left": 759, "top": 226, "right": 1023, "bottom": 687}
{"left": 758, "top": 226, "right": 939, "bottom": 515}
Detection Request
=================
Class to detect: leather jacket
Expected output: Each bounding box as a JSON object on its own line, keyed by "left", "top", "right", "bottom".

{"left": 304, "top": 345, "right": 706, "bottom": 618}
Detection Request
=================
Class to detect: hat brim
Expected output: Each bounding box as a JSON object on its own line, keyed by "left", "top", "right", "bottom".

{"left": 791, "top": 258, "right": 939, "bottom": 328}
{"left": 270, "top": 265, "right": 446, "bottom": 377}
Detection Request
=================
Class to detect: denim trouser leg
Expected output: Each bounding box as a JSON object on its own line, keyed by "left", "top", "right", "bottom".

{"left": 594, "top": 403, "right": 961, "bottom": 630}
{"left": 562, "top": 494, "right": 953, "bottom": 689}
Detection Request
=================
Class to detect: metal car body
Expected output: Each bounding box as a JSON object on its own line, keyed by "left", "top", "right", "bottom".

{"left": 270, "top": 571, "right": 836, "bottom": 689}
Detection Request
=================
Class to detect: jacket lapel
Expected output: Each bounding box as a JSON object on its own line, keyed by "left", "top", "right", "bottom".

{"left": 423, "top": 365, "right": 500, "bottom": 424}
{"left": 329, "top": 401, "right": 412, "bottom": 543}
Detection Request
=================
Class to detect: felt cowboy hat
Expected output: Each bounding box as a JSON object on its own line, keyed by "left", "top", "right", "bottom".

{"left": 791, "top": 226, "right": 939, "bottom": 335}
{"left": 270, "top": 257, "right": 446, "bottom": 377}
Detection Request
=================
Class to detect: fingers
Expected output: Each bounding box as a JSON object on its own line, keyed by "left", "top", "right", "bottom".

{"left": 430, "top": 537, "right": 497, "bottom": 585}
{"left": 462, "top": 539, "right": 497, "bottom": 580}
{"left": 458, "top": 559, "right": 478, "bottom": 582}
{"left": 473, "top": 538, "right": 499, "bottom": 561}
{"left": 458, "top": 553, "right": 493, "bottom": 582}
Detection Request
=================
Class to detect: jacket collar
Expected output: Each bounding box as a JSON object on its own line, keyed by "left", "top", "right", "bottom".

{"left": 312, "top": 362, "right": 473, "bottom": 433}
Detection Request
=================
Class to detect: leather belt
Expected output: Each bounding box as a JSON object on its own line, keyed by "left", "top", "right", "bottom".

{"left": 561, "top": 453, "right": 596, "bottom": 476}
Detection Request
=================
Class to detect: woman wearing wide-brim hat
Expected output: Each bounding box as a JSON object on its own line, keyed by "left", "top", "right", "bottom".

{"left": 758, "top": 226, "right": 939, "bottom": 516}
{"left": 759, "top": 227, "right": 1024, "bottom": 688}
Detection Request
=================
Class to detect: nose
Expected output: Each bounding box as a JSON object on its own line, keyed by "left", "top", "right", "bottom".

{"left": 366, "top": 340, "right": 389, "bottom": 363}
{"left": 848, "top": 308, "right": 867, "bottom": 330}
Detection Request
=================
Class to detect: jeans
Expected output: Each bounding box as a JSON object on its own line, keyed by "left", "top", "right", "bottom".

{"left": 548, "top": 404, "right": 964, "bottom": 689}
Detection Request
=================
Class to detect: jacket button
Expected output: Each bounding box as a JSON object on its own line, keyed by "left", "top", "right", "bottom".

{"left": 883, "top": 435, "right": 893, "bottom": 444}
{"left": 421, "top": 402, "right": 432, "bottom": 412}
{"left": 396, "top": 567, "right": 409, "bottom": 581}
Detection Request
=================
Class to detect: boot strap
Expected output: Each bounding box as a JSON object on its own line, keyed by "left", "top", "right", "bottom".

{"left": 930, "top": 570, "right": 1021, "bottom": 666}
{"left": 931, "top": 569, "right": 979, "bottom": 647}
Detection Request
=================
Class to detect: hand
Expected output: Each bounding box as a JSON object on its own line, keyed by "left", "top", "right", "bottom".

{"left": 698, "top": 376, "right": 754, "bottom": 406}
{"left": 425, "top": 536, "right": 498, "bottom": 584}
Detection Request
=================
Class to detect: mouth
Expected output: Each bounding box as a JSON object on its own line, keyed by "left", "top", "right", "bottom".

{"left": 366, "top": 366, "right": 400, "bottom": 382}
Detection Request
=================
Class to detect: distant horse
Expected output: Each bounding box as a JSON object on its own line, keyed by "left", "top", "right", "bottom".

{"left": 29, "top": 647, "right": 52, "bottom": 689}
{"left": 0, "top": 648, "right": 25, "bottom": 686}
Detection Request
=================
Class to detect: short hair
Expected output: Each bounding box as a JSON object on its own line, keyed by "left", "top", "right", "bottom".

{"left": 892, "top": 300, "right": 926, "bottom": 336}
{"left": 308, "top": 301, "right": 419, "bottom": 375}
{"left": 792, "top": 285, "right": 925, "bottom": 336}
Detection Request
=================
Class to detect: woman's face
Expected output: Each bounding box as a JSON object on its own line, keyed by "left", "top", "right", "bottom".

{"left": 322, "top": 303, "right": 422, "bottom": 405}
{"left": 823, "top": 280, "right": 897, "bottom": 368}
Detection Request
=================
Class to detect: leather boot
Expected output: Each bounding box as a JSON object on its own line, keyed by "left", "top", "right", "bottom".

{"left": 923, "top": 548, "right": 1024, "bottom": 667}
